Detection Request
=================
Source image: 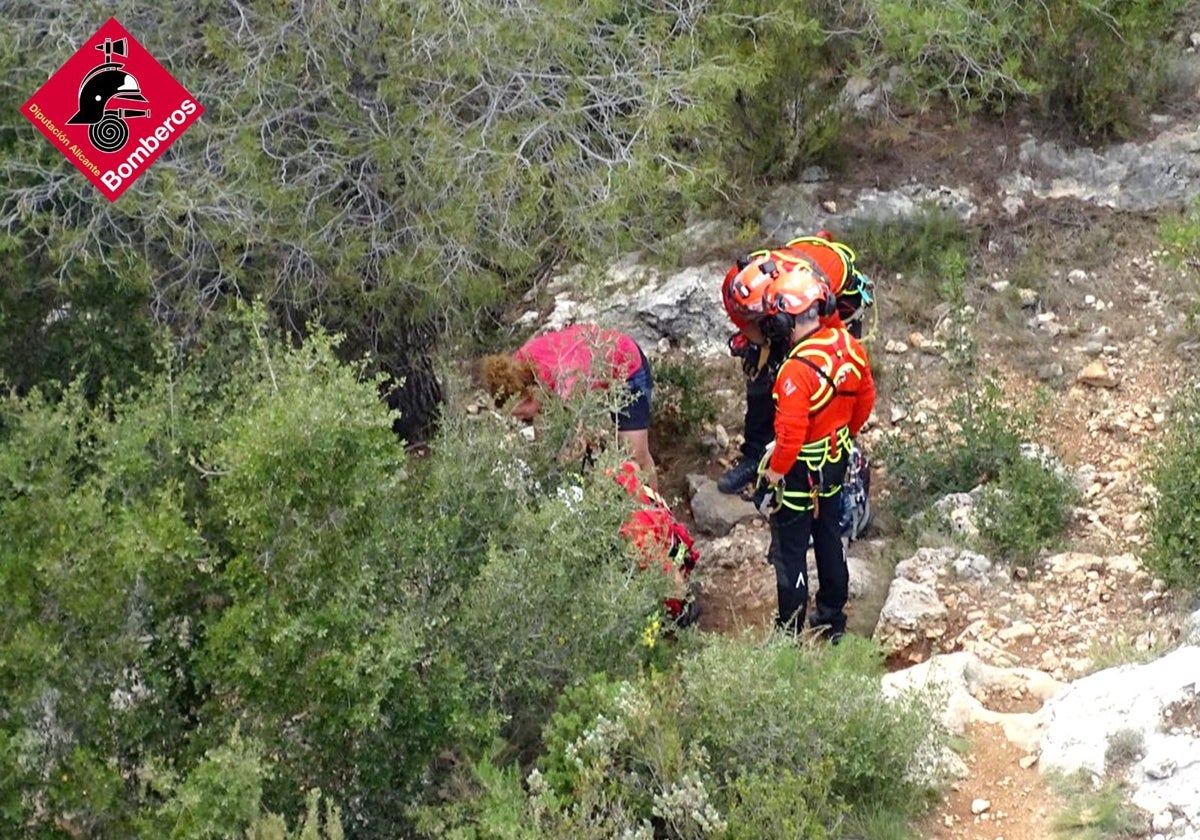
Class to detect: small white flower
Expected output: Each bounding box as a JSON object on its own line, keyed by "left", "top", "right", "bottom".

{"left": 617, "top": 822, "right": 654, "bottom": 840}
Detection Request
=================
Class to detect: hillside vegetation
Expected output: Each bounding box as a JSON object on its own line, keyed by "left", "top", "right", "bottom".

{"left": 3, "top": 1, "right": 1200, "bottom": 837}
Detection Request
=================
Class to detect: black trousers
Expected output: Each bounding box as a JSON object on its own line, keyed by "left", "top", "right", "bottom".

{"left": 740, "top": 342, "right": 788, "bottom": 461}
{"left": 741, "top": 368, "right": 775, "bottom": 461}
{"left": 767, "top": 456, "right": 850, "bottom": 635}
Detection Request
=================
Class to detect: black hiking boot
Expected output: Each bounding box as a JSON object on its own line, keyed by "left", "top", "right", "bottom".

{"left": 717, "top": 458, "right": 758, "bottom": 494}
{"left": 810, "top": 621, "right": 846, "bottom": 646}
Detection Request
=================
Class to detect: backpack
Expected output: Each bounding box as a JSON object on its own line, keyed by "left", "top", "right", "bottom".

{"left": 782, "top": 236, "right": 875, "bottom": 328}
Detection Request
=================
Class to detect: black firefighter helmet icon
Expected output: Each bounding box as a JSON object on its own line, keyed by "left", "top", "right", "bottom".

{"left": 66, "top": 36, "right": 149, "bottom": 153}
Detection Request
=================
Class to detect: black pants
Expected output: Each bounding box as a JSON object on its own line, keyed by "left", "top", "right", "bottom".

{"left": 767, "top": 456, "right": 850, "bottom": 635}
{"left": 741, "top": 369, "right": 775, "bottom": 461}
{"left": 740, "top": 342, "right": 788, "bottom": 461}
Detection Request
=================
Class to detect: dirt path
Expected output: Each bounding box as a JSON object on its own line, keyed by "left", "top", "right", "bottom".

{"left": 663, "top": 110, "right": 1200, "bottom": 839}
{"left": 919, "top": 723, "right": 1064, "bottom": 840}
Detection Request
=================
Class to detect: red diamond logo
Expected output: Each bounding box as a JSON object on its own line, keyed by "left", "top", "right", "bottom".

{"left": 22, "top": 18, "right": 204, "bottom": 202}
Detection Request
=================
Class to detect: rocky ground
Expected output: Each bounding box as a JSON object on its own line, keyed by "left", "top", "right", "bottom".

{"left": 654, "top": 108, "right": 1200, "bottom": 839}
{"left": 502, "top": 92, "right": 1200, "bottom": 837}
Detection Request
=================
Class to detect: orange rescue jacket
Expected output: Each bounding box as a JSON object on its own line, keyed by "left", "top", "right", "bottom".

{"left": 769, "top": 326, "right": 875, "bottom": 475}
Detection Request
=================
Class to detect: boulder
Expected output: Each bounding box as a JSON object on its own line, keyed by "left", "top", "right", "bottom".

{"left": 1185, "top": 609, "right": 1200, "bottom": 646}
{"left": 687, "top": 475, "right": 759, "bottom": 536}
{"left": 1077, "top": 360, "right": 1120, "bottom": 389}
{"left": 631, "top": 264, "right": 730, "bottom": 355}
{"left": 1039, "top": 646, "right": 1200, "bottom": 831}
{"left": 999, "top": 124, "right": 1200, "bottom": 213}
{"left": 882, "top": 651, "right": 1065, "bottom": 754}
{"left": 874, "top": 577, "right": 948, "bottom": 657}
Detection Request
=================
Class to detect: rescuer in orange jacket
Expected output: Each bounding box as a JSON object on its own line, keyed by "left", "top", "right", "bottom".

{"left": 716, "top": 232, "right": 873, "bottom": 495}
{"left": 751, "top": 264, "right": 875, "bottom": 641}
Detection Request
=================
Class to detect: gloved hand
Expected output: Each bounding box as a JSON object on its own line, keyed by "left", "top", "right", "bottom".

{"left": 751, "top": 475, "right": 783, "bottom": 517}
{"left": 727, "top": 332, "right": 753, "bottom": 357}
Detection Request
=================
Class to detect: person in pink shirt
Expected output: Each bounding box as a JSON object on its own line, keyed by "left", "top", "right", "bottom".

{"left": 480, "top": 324, "right": 657, "bottom": 488}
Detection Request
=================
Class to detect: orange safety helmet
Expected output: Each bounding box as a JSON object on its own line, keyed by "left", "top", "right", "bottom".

{"left": 721, "top": 252, "right": 778, "bottom": 326}
{"left": 782, "top": 234, "right": 857, "bottom": 297}
{"left": 761, "top": 264, "right": 835, "bottom": 342}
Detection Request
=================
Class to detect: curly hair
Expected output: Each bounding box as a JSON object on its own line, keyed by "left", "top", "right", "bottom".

{"left": 479, "top": 354, "right": 536, "bottom": 407}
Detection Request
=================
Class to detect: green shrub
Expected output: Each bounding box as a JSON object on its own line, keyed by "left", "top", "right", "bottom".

{"left": 977, "top": 450, "right": 1079, "bottom": 562}
{"left": 1145, "top": 383, "right": 1200, "bottom": 590}
{"left": 246, "top": 788, "right": 346, "bottom": 840}
{"left": 3, "top": 0, "right": 834, "bottom": 435}
{"left": 0, "top": 262, "right": 161, "bottom": 404}
{"left": 446, "top": 457, "right": 673, "bottom": 736}
{"left": 0, "top": 383, "right": 210, "bottom": 838}
{"left": 679, "top": 633, "right": 938, "bottom": 815}
{"left": 843, "top": 211, "right": 977, "bottom": 330}
{"left": 1159, "top": 197, "right": 1200, "bottom": 270}
{"left": 860, "top": 0, "right": 1185, "bottom": 139}
{"left": 1050, "top": 771, "right": 1146, "bottom": 839}
{"left": 1026, "top": 0, "right": 1186, "bottom": 141}
{"left": 880, "top": 377, "right": 1035, "bottom": 517}
{"left": 0, "top": 307, "right": 468, "bottom": 838}
{"left": 143, "top": 731, "right": 272, "bottom": 840}
{"left": 420, "top": 633, "right": 943, "bottom": 837}
{"left": 860, "top": 0, "right": 1040, "bottom": 113}
{"left": 723, "top": 766, "right": 841, "bottom": 840}
{"left": 847, "top": 210, "right": 976, "bottom": 287}
{"left": 139, "top": 734, "right": 347, "bottom": 840}
{"left": 718, "top": 1, "right": 853, "bottom": 183}
{"left": 651, "top": 352, "right": 720, "bottom": 445}
{"left": 1158, "top": 200, "right": 1200, "bottom": 333}
{"left": 1104, "top": 729, "right": 1145, "bottom": 776}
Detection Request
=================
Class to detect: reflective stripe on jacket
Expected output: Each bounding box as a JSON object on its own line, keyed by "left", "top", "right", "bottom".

{"left": 768, "top": 326, "right": 875, "bottom": 476}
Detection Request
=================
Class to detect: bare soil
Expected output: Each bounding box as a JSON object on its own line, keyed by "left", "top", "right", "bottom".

{"left": 917, "top": 723, "right": 1064, "bottom": 840}
{"left": 650, "top": 105, "right": 1200, "bottom": 839}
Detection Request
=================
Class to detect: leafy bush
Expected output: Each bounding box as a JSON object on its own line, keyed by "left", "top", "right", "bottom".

{"left": 844, "top": 210, "right": 977, "bottom": 330}
{"left": 847, "top": 210, "right": 976, "bottom": 287}
{"left": 0, "top": 307, "right": 481, "bottom": 838}
{"left": 859, "top": 0, "right": 1040, "bottom": 113}
{"left": 0, "top": 383, "right": 211, "bottom": 838}
{"left": 1050, "top": 772, "right": 1146, "bottom": 839}
{"left": 142, "top": 732, "right": 274, "bottom": 840}
{"left": 0, "top": 263, "right": 161, "bottom": 403}
{"left": 719, "top": 1, "right": 853, "bottom": 183}
{"left": 977, "top": 450, "right": 1079, "bottom": 562}
{"left": 723, "top": 767, "right": 841, "bottom": 840}
{"left": 1104, "top": 729, "right": 1145, "bottom": 775}
{"left": 651, "top": 352, "right": 720, "bottom": 444}
{"left": 445, "top": 460, "right": 673, "bottom": 736}
{"left": 880, "top": 377, "right": 1035, "bottom": 517}
{"left": 679, "top": 633, "right": 938, "bottom": 815}
{"left": 859, "top": 0, "right": 1185, "bottom": 139}
{"left": 1026, "top": 0, "right": 1186, "bottom": 141}
{"left": 1145, "top": 383, "right": 1200, "bottom": 590}
{"left": 1159, "top": 197, "right": 1200, "bottom": 270}
{"left": 418, "top": 633, "right": 943, "bottom": 838}
{"left": 2, "top": 0, "right": 828, "bottom": 437}
{"left": 142, "top": 733, "right": 347, "bottom": 840}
